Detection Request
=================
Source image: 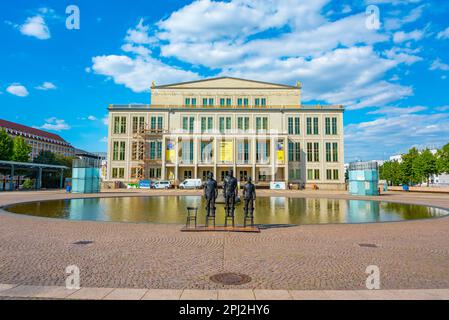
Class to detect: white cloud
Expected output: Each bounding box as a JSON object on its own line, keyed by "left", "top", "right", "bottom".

{"left": 345, "top": 106, "right": 449, "bottom": 160}
{"left": 6, "top": 84, "right": 29, "bottom": 97}
{"left": 393, "top": 29, "right": 424, "bottom": 43}
{"left": 100, "top": 137, "right": 108, "bottom": 143}
{"left": 38, "top": 118, "right": 70, "bottom": 131}
{"left": 36, "top": 82, "right": 57, "bottom": 90}
{"left": 87, "top": 115, "right": 97, "bottom": 121}
{"left": 384, "top": 47, "right": 422, "bottom": 65}
{"left": 19, "top": 15, "right": 50, "bottom": 40}
{"left": 91, "top": 54, "right": 200, "bottom": 92}
{"left": 437, "top": 26, "right": 449, "bottom": 40}
{"left": 91, "top": 0, "right": 415, "bottom": 110}
{"left": 102, "top": 115, "right": 109, "bottom": 125}
{"left": 429, "top": 59, "right": 449, "bottom": 71}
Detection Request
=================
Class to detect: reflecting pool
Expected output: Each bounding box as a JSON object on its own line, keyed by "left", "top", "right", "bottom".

{"left": 4, "top": 196, "right": 448, "bottom": 225}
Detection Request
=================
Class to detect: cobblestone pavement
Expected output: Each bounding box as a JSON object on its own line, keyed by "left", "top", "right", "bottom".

{"left": 0, "top": 190, "right": 448, "bottom": 290}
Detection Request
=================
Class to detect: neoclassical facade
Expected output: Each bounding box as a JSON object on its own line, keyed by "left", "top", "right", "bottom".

{"left": 107, "top": 77, "right": 345, "bottom": 189}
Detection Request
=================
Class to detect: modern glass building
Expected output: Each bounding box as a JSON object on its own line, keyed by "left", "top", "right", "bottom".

{"left": 106, "top": 77, "right": 345, "bottom": 189}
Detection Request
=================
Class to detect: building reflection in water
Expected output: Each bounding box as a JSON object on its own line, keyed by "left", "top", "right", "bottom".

{"left": 6, "top": 196, "right": 448, "bottom": 225}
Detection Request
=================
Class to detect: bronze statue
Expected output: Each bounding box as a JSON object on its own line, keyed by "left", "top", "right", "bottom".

{"left": 243, "top": 176, "right": 256, "bottom": 217}
{"left": 223, "top": 169, "right": 238, "bottom": 217}
{"left": 204, "top": 172, "right": 218, "bottom": 217}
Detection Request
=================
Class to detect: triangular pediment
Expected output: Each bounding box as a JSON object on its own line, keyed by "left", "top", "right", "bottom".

{"left": 154, "top": 77, "right": 297, "bottom": 89}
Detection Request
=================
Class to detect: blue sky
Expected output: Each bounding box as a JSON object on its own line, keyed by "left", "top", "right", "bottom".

{"left": 1, "top": 0, "right": 448, "bottom": 161}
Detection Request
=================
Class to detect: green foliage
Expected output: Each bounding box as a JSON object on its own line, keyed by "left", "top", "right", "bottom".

{"left": 379, "top": 160, "right": 403, "bottom": 186}
{"left": 34, "top": 150, "right": 58, "bottom": 164}
{"left": 436, "top": 143, "right": 449, "bottom": 174}
{"left": 380, "top": 145, "right": 447, "bottom": 186}
{"left": 414, "top": 149, "right": 437, "bottom": 186}
{"left": 22, "top": 179, "right": 34, "bottom": 189}
{"left": 0, "top": 129, "right": 14, "bottom": 161}
{"left": 11, "top": 136, "right": 32, "bottom": 162}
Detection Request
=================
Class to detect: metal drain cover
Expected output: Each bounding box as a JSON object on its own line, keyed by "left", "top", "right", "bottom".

{"left": 359, "top": 243, "right": 377, "bottom": 248}
{"left": 210, "top": 273, "right": 252, "bottom": 285}
{"left": 73, "top": 240, "right": 94, "bottom": 245}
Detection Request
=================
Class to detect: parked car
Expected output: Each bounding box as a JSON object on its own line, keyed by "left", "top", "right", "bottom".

{"left": 179, "top": 179, "right": 203, "bottom": 189}
{"left": 152, "top": 180, "right": 171, "bottom": 189}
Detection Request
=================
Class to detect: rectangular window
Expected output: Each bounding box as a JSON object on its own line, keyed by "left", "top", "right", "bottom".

{"left": 113, "top": 141, "right": 119, "bottom": 161}
{"left": 256, "top": 117, "right": 268, "bottom": 132}
{"left": 220, "top": 98, "right": 225, "bottom": 107}
{"left": 326, "top": 169, "right": 332, "bottom": 180}
{"left": 313, "top": 142, "right": 319, "bottom": 162}
{"left": 326, "top": 142, "right": 332, "bottom": 162}
{"left": 182, "top": 140, "right": 194, "bottom": 164}
{"left": 112, "top": 168, "right": 125, "bottom": 179}
{"left": 119, "top": 141, "right": 126, "bottom": 161}
{"left": 237, "top": 117, "right": 249, "bottom": 131}
{"left": 332, "top": 142, "right": 338, "bottom": 162}
{"left": 325, "top": 117, "right": 331, "bottom": 135}
{"left": 294, "top": 117, "right": 300, "bottom": 134}
{"left": 185, "top": 98, "right": 191, "bottom": 106}
{"left": 307, "top": 169, "right": 313, "bottom": 180}
{"left": 200, "top": 141, "right": 213, "bottom": 163}
{"left": 209, "top": 98, "right": 214, "bottom": 106}
{"left": 203, "top": 98, "right": 208, "bottom": 106}
{"left": 325, "top": 142, "right": 338, "bottom": 162}
{"left": 288, "top": 118, "right": 294, "bottom": 134}
{"left": 201, "top": 116, "right": 213, "bottom": 133}
{"left": 333, "top": 169, "right": 339, "bottom": 180}
{"left": 182, "top": 117, "right": 195, "bottom": 133}
{"left": 288, "top": 141, "right": 301, "bottom": 162}
{"left": 132, "top": 116, "right": 145, "bottom": 134}
{"left": 244, "top": 98, "right": 249, "bottom": 106}
{"left": 131, "top": 141, "right": 144, "bottom": 161}
{"left": 332, "top": 117, "right": 338, "bottom": 135}
{"left": 256, "top": 140, "right": 270, "bottom": 163}
{"left": 306, "top": 117, "right": 318, "bottom": 135}
{"left": 261, "top": 98, "right": 267, "bottom": 106}
{"left": 237, "top": 140, "right": 249, "bottom": 163}
{"left": 113, "top": 117, "right": 120, "bottom": 134}
{"left": 255, "top": 98, "right": 260, "bottom": 107}
{"left": 307, "top": 142, "right": 312, "bottom": 162}
{"left": 191, "top": 98, "right": 197, "bottom": 106}
{"left": 237, "top": 98, "right": 243, "bottom": 106}
{"left": 226, "top": 98, "right": 232, "bottom": 106}
{"left": 219, "top": 117, "right": 231, "bottom": 133}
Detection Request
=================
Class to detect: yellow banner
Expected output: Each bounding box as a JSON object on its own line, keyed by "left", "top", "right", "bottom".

{"left": 219, "top": 141, "right": 233, "bottom": 162}
{"left": 277, "top": 150, "right": 284, "bottom": 162}
{"left": 277, "top": 142, "right": 284, "bottom": 163}
{"left": 166, "top": 150, "right": 176, "bottom": 162}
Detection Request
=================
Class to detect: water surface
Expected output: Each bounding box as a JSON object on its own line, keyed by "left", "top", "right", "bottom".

{"left": 5, "top": 196, "right": 448, "bottom": 225}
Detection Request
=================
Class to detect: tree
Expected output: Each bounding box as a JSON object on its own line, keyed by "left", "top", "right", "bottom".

{"left": 380, "top": 160, "right": 402, "bottom": 186}
{"left": 34, "top": 150, "right": 58, "bottom": 164}
{"left": 400, "top": 147, "right": 420, "bottom": 185}
{"left": 11, "top": 136, "right": 32, "bottom": 162}
{"left": 436, "top": 142, "right": 449, "bottom": 174}
{"left": 0, "top": 128, "right": 14, "bottom": 160}
{"left": 414, "top": 149, "right": 438, "bottom": 186}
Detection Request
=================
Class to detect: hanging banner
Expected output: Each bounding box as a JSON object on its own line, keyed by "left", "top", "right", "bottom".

{"left": 219, "top": 141, "right": 233, "bottom": 163}
{"left": 166, "top": 141, "right": 176, "bottom": 162}
{"left": 277, "top": 141, "right": 284, "bottom": 163}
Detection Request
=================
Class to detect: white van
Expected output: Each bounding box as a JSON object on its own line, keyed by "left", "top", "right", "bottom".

{"left": 179, "top": 179, "right": 203, "bottom": 189}
{"left": 152, "top": 180, "right": 171, "bottom": 189}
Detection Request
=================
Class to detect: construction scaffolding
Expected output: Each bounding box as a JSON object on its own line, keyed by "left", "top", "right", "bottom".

{"left": 133, "top": 124, "right": 166, "bottom": 181}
